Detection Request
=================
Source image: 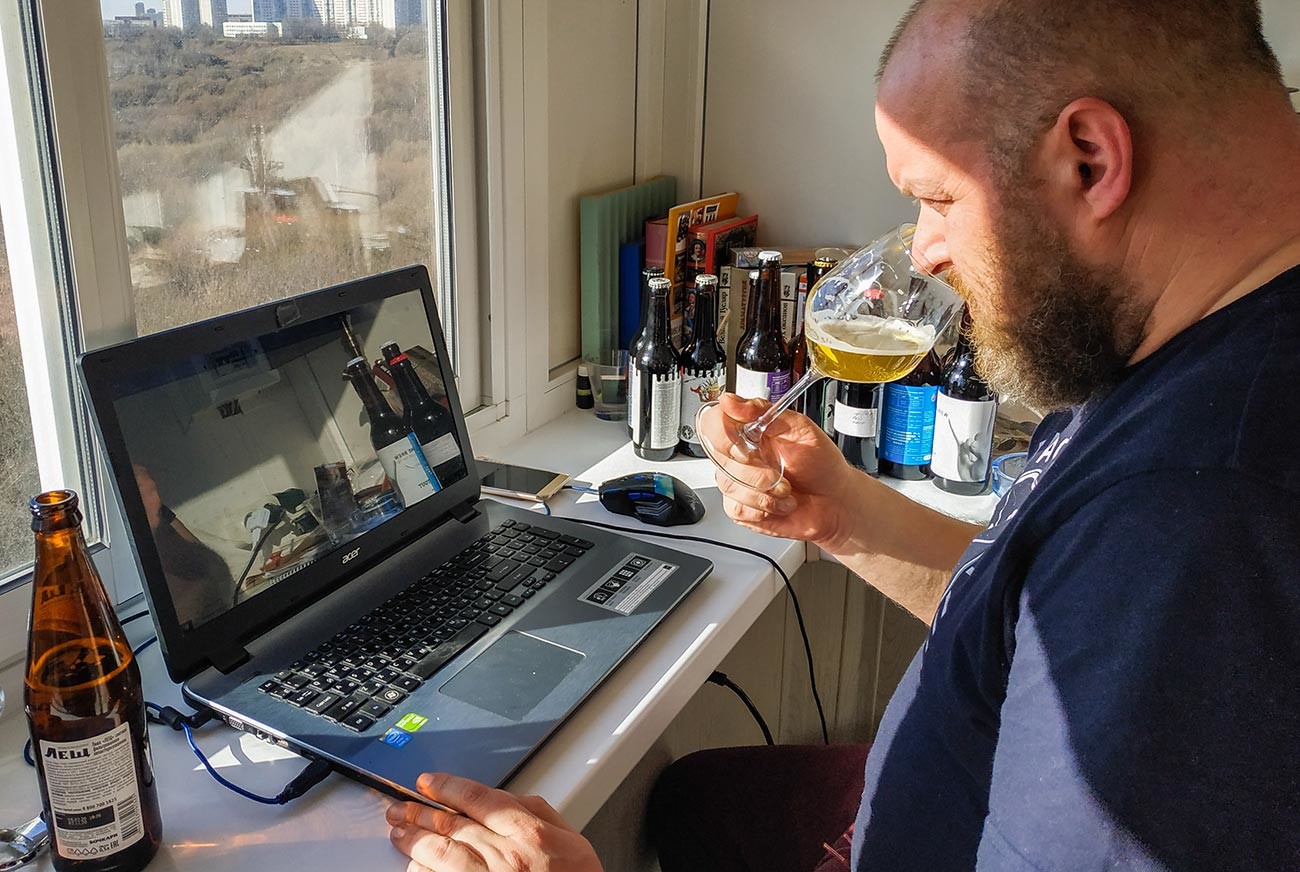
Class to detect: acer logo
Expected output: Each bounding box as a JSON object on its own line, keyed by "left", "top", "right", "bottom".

{"left": 341, "top": 548, "right": 361, "bottom": 564}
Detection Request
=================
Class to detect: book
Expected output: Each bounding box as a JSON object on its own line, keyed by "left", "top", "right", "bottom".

{"left": 578, "top": 176, "right": 677, "bottom": 359}
{"left": 779, "top": 267, "right": 801, "bottom": 344}
{"left": 663, "top": 193, "right": 740, "bottom": 317}
{"left": 683, "top": 214, "right": 758, "bottom": 348}
{"left": 720, "top": 265, "right": 753, "bottom": 391}
{"left": 618, "top": 239, "right": 645, "bottom": 350}
{"left": 645, "top": 218, "right": 668, "bottom": 269}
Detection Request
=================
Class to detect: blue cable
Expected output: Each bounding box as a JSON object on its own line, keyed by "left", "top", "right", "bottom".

{"left": 539, "top": 501, "right": 552, "bottom": 516}
{"left": 133, "top": 636, "right": 157, "bottom": 657}
{"left": 564, "top": 485, "right": 599, "bottom": 495}
{"left": 179, "top": 721, "right": 285, "bottom": 805}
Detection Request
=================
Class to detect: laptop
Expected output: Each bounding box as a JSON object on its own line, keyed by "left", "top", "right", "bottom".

{"left": 79, "top": 265, "right": 711, "bottom": 800}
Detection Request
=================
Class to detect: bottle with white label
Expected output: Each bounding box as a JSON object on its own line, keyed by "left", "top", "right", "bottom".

{"left": 344, "top": 356, "right": 434, "bottom": 508}
{"left": 833, "top": 382, "right": 882, "bottom": 476}
{"left": 678, "top": 274, "right": 726, "bottom": 457}
{"left": 627, "top": 266, "right": 665, "bottom": 440}
{"left": 734, "top": 251, "right": 793, "bottom": 402}
{"left": 632, "top": 277, "right": 682, "bottom": 461}
{"left": 932, "top": 310, "right": 997, "bottom": 495}
{"left": 26, "top": 490, "right": 162, "bottom": 872}
{"left": 381, "top": 342, "right": 465, "bottom": 491}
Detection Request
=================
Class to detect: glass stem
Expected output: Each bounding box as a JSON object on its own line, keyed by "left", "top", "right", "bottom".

{"left": 740, "top": 368, "right": 824, "bottom": 449}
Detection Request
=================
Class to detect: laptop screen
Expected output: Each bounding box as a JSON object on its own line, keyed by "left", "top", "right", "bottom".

{"left": 107, "top": 286, "right": 468, "bottom": 632}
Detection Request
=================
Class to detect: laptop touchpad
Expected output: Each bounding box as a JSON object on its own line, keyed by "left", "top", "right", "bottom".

{"left": 440, "top": 632, "right": 584, "bottom": 721}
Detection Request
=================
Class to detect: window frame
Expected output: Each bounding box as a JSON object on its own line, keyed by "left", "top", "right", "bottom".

{"left": 0, "top": 0, "right": 506, "bottom": 668}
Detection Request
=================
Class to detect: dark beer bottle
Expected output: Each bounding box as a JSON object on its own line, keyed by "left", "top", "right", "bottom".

{"left": 799, "top": 256, "right": 839, "bottom": 430}
{"left": 628, "top": 266, "right": 666, "bottom": 440}
{"left": 932, "top": 310, "right": 998, "bottom": 495}
{"left": 380, "top": 342, "right": 465, "bottom": 488}
{"left": 834, "top": 382, "right": 882, "bottom": 476}
{"left": 344, "top": 357, "right": 432, "bottom": 507}
{"left": 25, "top": 490, "right": 162, "bottom": 872}
{"left": 878, "top": 349, "right": 942, "bottom": 481}
{"left": 678, "top": 274, "right": 726, "bottom": 458}
{"left": 631, "top": 276, "right": 681, "bottom": 461}
{"left": 734, "top": 251, "right": 793, "bottom": 402}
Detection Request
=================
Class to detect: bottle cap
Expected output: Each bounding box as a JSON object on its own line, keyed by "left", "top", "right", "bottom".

{"left": 749, "top": 270, "right": 759, "bottom": 280}
{"left": 694, "top": 274, "right": 718, "bottom": 287}
{"left": 643, "top": 266, "right": 665, "bottom": 277}
{"left": 648, "top": 276, "right": 671, "bottom": 291}
{"left": 345, "top": 356, "right": 367, "bottom": 368}
{"left": 577, "top": 363, "right": 589, "bottom": 377}
{"left": 758, "top": 250, "right": 782, "bottom": 264}
{"left": 812, "top": 257, "right": 838, "bottom": 269}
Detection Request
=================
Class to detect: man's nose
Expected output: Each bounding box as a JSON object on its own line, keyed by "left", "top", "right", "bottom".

{"left": 912, "top": 210, "right": 953, "bottom": 277}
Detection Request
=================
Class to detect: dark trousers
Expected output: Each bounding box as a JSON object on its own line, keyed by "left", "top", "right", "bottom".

{"left": 649, "top": 744, "right": 872, "bottom": 872}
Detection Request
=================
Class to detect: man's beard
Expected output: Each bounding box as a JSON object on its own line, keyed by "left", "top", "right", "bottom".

{"left": 951, "top": 204, "right": 1147, "bottom": 412}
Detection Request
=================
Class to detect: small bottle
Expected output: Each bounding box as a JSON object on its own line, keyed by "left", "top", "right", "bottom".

{"left": 878, "top": 350, "right": 942, "bottom": 481}
{"left": 628, "top": 266, "right": 666, "bottom": 440}
{"left": 932, "top": 310, "right": 997, "bottom": 495}
{"left": 381, "top": 342, "right": 465, "bottom": 489}
{"left": 833, "top": 382, "right": 882, "bottom": 476}
{"left": 678, "top": 274, "right": 726, "bottom": 458}
{"left": 343, "top": 357, "right": 429, "bottom": 507}
{"left": 799, "top": 256, "right": 839, "bottom": 427}
{"left": 26, "top": 490, "right": 163, "bottom": 872}
{"left": 575, "top": 363, "right": 594, "bottom": 410}
{"left": 631, "top": 276, "right": 682, "bottom": 461}
{"left": 734, "top": 251, "right": 793, "bottom": 402}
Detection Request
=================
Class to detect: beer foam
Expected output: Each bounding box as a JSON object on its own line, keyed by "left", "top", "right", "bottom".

{"left": 805, "top": 313, "right": 936, "bottom": 355}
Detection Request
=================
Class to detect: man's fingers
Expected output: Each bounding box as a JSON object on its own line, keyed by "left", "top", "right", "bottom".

{"left": 515, "top": 794, "right": 568, "bottom": 829}
{"left": 387, "top": 803, "right": 498, "bottom": 845}
{"left": 718, "top": 392, "right": 769, "bottom": 422}
{"left": 416, "top": 773, "right": 534, "bottom": 836}
{"left": 715, "top": 473, "right": 797, "bottom": 516}
{"left": 389, "top": 825, "right": 485, "bottom": 872}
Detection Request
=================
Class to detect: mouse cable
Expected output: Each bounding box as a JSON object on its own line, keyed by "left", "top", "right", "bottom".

{"left": 555, "top": 516, "right": 830, "bottom": 745}
{"left": 707, "top": 670, "right": 774, "bottom": 746}
{"left": 147, "top": 702, "right": 334, "bottom": 805}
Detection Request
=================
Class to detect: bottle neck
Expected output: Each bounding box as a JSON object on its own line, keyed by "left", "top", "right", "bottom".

{"left": 647, "top": 290, "right": 673, "bottom": 345}
{"left": 692, "top": 289, "right": 719, "bottom": 349}
{"left": 391, "top": 359, "right": 432, "bottom": 409}
{"left": 349, "top": 367, "right": 398, "bottom": 422}
{"left": 952, "top": 310, "right": 976, "bottom": 357}
{"left": 754, "top": 264, "right": 781, "bottom": 332}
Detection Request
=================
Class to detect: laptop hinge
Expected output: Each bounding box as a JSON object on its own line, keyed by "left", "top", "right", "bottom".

{"left": 450, "top": 500, "right": 481, "bottom": 525}
{"left": 209, "top": 645, "right": 251, "bottom": 675}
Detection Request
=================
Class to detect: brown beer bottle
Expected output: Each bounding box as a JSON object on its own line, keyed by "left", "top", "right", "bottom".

{"left": 24, "top": 490, "right": 162, "bottom": 872}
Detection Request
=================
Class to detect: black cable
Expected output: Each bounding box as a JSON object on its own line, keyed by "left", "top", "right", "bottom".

{"left": 557, "top": 516, "right": 831, "bottom": 745}
{"left": 120, "top": 609, "right": 150, "bottom": 625}
{"left": 708, "top": 670, "right": 774, "bottom": 746}
{"left": 233, "top": 521, "right": 279, "bottom": 608}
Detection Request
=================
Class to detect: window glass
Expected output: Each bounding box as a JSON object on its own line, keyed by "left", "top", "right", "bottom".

{"left": 100, "top": 2, "right": 438, "bottom": 336}
{"left": 0, "top": 218, "right": 43, "bottom": 577}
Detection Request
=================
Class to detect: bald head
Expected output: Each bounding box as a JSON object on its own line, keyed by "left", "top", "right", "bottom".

{"left": 879, "top": 0, "right": 1287, "bottom": 172}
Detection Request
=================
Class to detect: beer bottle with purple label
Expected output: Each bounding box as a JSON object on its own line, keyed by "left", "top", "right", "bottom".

{"left": 734, "top": 250, "right": 793, "bottom": 403}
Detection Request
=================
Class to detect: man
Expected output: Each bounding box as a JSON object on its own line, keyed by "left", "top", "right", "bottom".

{"left": 385, "top": 0, "right": 1300, "bottom": 869}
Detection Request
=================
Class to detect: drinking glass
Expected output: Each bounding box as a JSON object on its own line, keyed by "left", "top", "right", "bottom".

{"left": 696, "top": 223, "right": 962, "bottom": 492}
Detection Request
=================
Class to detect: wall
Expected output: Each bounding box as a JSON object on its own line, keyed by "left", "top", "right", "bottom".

{"left": 541, "top": 0, "right": 638, "bottom": 371}
{"left": 702, "top": 0, "right": 1300, "bottom": 249}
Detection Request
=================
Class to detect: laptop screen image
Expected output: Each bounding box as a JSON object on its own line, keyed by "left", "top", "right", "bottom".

{"left": 108, "top": 287, "right": 468, "bottom": 632}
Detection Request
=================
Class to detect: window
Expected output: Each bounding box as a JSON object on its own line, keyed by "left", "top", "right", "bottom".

{"left": 99, "top": 10, "right": 448, "bottom": 338}
{"left": 0, "top": 220, "right": 43, "bottom": 579}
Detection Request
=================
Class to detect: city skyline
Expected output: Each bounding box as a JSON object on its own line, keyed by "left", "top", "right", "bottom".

{"left": 100, "top": 0, "right": 251, "bottom": 16}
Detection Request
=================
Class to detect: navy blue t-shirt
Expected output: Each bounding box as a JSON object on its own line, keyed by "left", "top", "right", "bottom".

{"left": 852, "top": 265, "right": 1300, "bottom": 871}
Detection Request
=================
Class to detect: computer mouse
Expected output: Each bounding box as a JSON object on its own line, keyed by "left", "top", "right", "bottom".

{"left": 598, "top": 473, "right": 706, "bottom": 527}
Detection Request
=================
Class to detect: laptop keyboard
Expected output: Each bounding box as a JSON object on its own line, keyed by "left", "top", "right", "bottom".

{"left": 255, "top": 519, "right": 594, "bottom": 733}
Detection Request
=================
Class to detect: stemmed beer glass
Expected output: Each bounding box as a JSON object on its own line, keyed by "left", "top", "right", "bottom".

{"left": 696, "top": 223, "right": 963, "bottom": 492}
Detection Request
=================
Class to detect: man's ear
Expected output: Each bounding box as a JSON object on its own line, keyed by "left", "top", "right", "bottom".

{"left": 1042, "top": 97, "right": 1134, "bottom": 223}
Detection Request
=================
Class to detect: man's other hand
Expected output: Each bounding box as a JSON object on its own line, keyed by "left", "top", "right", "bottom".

{"left": 707, "top": 393, "right": 858, "bottom": 549}
{"left": 387, "top": 772, "right": 603, "bottom": 872}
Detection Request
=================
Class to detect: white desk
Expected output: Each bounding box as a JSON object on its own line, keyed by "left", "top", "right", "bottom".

{"left": 0, "top": 410, "right": 995, "bottom": 871}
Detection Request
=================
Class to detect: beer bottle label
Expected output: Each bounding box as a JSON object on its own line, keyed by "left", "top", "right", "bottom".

{"left": 679, "top": 365, "right": 725, "bottom": 444}
{"left": 40, "top": 721, "right": 146, "bottom": 860}
{"left": 635, "top": 371, "right": 682, "bottom": 450}
{"left": 627, "top": 366, "right": 641, "bottom": 427}
{"left": 880, "top": 384, "right": 939, "bottom": 465}
{"left": 833, "top": 400, "right": 879, "bottom": 438}
{"left": 377, "top": 434, "right": 439, "bottom": 506}
{"left": 419, "top": 432, "right": 460, "bottom": 468}
{"left": 932, "top": 393, "right": 997, "bottom": 482}
{"left": 735, "top": 367, "right": 792, "bottom": 402}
